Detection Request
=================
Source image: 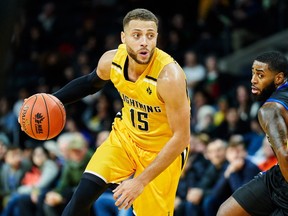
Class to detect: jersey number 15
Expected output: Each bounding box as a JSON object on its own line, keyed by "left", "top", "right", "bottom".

{"left": 130, "top": 108, "right": 148, "bottom": 131}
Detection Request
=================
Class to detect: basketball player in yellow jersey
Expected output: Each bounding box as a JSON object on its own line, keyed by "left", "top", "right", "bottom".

{"left": 50, "top": 8, "right": 190, "bottom": 216}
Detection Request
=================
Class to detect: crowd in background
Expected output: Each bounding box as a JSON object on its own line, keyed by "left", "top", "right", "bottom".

{"left": 0, "top": 0, "right": 287, "bottom": 215}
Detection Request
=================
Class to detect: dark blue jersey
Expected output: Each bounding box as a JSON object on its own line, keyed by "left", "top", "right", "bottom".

{"left": 266, "top": 83, "right": 288, "bottom": 110}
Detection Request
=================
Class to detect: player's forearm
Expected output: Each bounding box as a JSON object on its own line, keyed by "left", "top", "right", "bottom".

{"left": 53, "top": 70, "right": 108, "bottom": 105}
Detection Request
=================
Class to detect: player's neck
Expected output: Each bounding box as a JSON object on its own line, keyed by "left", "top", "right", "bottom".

{"left": 127, "top": 61, "right": 148, "bottom": 81}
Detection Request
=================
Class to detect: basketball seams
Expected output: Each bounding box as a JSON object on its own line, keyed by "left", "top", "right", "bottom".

{"left": 40, "top": 93, "right": 50, "bottom": 140}
{"left": 29, "top": 95, "right": 38, "bottom": 140}
{"left": 47, "top": 94, "right": 66, "bottom": 130}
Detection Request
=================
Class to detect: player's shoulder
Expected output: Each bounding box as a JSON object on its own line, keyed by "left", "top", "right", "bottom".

{"left": 159, "top": 61, "right": 185, "bottom": 80}
{"left": 101, "top": 49, "right": 117, "bottom": 60}
{"left": 259, "top": 101, "right": 284, "bottom": 117}
{"left": 99, "top": 44, "right": 126, "bottom": 63}
{"left": 98, "top": 49, "right": 117, "bottom": 67}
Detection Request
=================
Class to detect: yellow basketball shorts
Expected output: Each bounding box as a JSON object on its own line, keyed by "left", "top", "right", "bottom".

{"left": 85, "top": 118, "right": 189, "bottom": 216}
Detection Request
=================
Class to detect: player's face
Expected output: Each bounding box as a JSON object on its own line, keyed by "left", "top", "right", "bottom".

{"left": 121, "top": 20, "right": 158, "bottom": 64}
{"left": 251, "top": 60, "right": 277, "bottom": 101}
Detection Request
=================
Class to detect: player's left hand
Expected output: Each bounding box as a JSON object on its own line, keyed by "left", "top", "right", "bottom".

{"left": 113, "top": 178, "right": 144, "bottom": 210}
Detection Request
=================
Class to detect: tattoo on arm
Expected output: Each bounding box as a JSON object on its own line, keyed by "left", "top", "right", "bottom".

{"left": 258, "top": 103, "right": 288, "bottom": 150}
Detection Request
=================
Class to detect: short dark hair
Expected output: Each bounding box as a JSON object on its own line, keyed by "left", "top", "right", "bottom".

{"left": 255, "top": 51, "right": 288, "bottom": 78}
{"left": 123, "top": 8, "right": 159, "bottom": 29}
{"left": 228, "top": 134, "right": 245, "bottom": 148}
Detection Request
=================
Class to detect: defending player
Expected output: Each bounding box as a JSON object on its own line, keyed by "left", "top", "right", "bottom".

{"left": 217, "top": 51, "right": 288, "bottom": 215}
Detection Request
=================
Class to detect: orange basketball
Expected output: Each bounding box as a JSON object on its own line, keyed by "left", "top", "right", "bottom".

{"left": 18, "top": 93, "right": 66, "bottom": 140}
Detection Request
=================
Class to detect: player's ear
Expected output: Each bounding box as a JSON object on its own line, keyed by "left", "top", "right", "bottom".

{"left": 121, "top": 31, "right": 125, "bottom": 43}
{"left": 275, "top": 72, "right": 285, "bottom": 85}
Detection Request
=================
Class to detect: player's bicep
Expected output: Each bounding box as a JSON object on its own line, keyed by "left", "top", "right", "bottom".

{"left": 258, "top": 102, "right": 288, "bottom": 150}
{"left": 158, "top": 64, "right": 190, "bottom": 135}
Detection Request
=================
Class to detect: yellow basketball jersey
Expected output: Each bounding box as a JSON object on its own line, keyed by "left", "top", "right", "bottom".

{"left": 110, "top": 44, "right": 184, "bottom": 152}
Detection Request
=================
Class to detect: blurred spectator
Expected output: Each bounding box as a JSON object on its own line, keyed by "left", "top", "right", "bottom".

{"left": 0, "top": 133, "right": 11, "bottom": 167}
{"left": 230, "top": 84, "right": 264, "bottom": 154}
{"left": 235, "top": 84, "right": 251, "bottom": 119}
{"left": 203, "top": 134, "right": 260, "bottom": 216}
{"left": 182, "top": 50, "right": 206, "bottom": 99}
{"left": 190, "top": 89, "right": 214, "bottom": 133}
{"left": 38, "top": 2, "right": 56, "bottom": 33}
{"left": 12, "top": 88, "right": 30, "bottom": 119}
{"left": 196, "top": 54, "right": 233, "bottom": 101}
{"left": 72, "top": 51, "right": 91, "bottom": 75}
{"left": 64, "top": 115, "right": 95, "bottom": 149}
{"left": 0, "top": 146, "right": 30, "bottom": 213}
{"left": 37, "top": 1, "right": 60, "bottom": 49}
{"left": 61, "top": 66, "right": 78, "bottom": 86}
{"left": 55, "top": 132, "right": 74, "bottom": 165}
{"left": 194, "top": 105, "right": 216, "bottom": 135}
{"left": 39, "top": 51, "right": 68, "bottom": 88}
{"left": 233, "top": 84, "right": 254, "bottom": 123}
{"left": 213, "top": 95, "right": 230, "bottom": 127}
{"left": 211, "top": 106, "right": 251, "bottom": 141}
{"left": 12, "top": 88, "right": 30, "bottom": 147}
{"left": 17, "top": 145, "right": 60, "bottom": 216}
{"left": 165, "top": 30, "right": 184, "bottom": 65}
{"left": 94, "top": 130, "right": 110, "bottom": 149}
{"left": 243, "top": 117, "right": 265, "bottom": 156}
{"left": 36, "top": 82, "right": 51, "bottom": 94}
{"left": 103, "top": 33, "right": 120, "bottom": 51}
{"left": 185, "top": 138, "right": 228, "bottom": 216}
{"left": 262, "top": 0, "right": 288, "bottom": 32}
{"left": 165, "top": 13, "right": 188, "bottom": 64}
{"left": 13, "top": 24, "right": 45, "bottom": 87}
{"left": 83, "top": 92, "right": 115, "bottom": 134}
{"left": 75, "top": 17, "right": 97, "bottom": 48}
{"left": 174, "top": 133, "right": 210, "bottom": 216}
{"left": 43, "top": 140, "right": 63, "bottom": 167}
{"left": 0, "top": 96, "right": 18, "bottom": 143}
{"left": 250, "top": 136, "right": 277, "bottom": 171}
{"left": 21, "top": 139, "right": 41, "bottom": 163}
{"left": 43, "top": 132, "right": 93, "bottom": 216}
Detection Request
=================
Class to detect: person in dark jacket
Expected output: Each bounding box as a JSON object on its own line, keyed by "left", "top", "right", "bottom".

{"left": 185, "top": 138, "right": 228, "bottom": 216}
{"left": 204, "top": 135, "right": 260, "bottom": 216}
